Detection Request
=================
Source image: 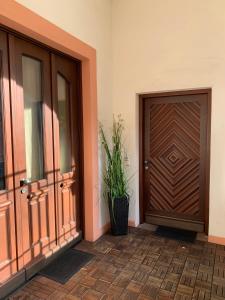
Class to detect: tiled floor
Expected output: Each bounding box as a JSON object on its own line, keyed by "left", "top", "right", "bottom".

{"left": 9, "top": 227, "right": 225, "bottom": 299}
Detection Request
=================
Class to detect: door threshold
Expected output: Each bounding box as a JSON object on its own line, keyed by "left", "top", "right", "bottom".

{"left": 138, "top": 223, "right": 208, "bottom": 242}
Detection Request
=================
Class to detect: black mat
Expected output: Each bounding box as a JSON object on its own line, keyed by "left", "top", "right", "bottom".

{"left": 155, "top": 226, "right": 197, "bottom": 243}
{"left": 39, "top": 249, "right": 94, "bottom": 284}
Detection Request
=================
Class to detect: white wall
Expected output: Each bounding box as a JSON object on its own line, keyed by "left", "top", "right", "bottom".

{"left": 16, "top": 0, "right": 112, "bottom": 228}
{"left": 112, "top": 0, "right": 225, "bottom": 237}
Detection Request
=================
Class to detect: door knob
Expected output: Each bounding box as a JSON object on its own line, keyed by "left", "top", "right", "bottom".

{"left": 144, "top": 160, "right": 149, "bottom": 165}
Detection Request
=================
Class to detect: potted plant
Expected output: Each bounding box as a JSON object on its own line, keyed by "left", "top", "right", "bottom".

{"left": 99, "top": 115, "right": 129, "bottom": 235}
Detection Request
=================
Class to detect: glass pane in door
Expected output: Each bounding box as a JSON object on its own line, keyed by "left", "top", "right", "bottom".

{"left": 22, "top": 56, "right": 44, "bottom": 181}
{"left": 57, "top": 74, "right": 71, "bottom": 173}
{"left": 0, "top": 92, "right": 5, "bottom": 190}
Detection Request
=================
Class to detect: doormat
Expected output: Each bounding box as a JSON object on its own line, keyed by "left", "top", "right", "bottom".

{"left": 39, "top": 249, "right": 94, "bottom": 284}
{"left": 154, "top": 226, "right": 197, "bottom": 243}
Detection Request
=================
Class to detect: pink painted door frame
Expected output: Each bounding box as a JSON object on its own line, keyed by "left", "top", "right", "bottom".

{"left": 0, "top": 0, "right": 100, "bottom": 242}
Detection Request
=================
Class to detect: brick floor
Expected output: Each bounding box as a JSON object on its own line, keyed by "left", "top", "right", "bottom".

{"left": 9, "top": 227, "right": 225, "bottom": 299}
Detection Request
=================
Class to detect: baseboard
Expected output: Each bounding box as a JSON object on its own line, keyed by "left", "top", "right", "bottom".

{"left": 99, "top": 222, "right": 111, "bottom": 235}
{"left": 99, "top": 219, "right": 137, "bottom": 236}
{"left": 128, "top": 219, "right": 137, "bottom": 227}
{"left": 208, "top": 235, "right": 225, "bottom": 246}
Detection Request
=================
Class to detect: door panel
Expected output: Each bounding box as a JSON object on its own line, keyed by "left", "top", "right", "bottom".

{"left": 9, "top": 36, "right": 56, "bottom": 268}
{"left": 52, "top": 54, "right": 81, "bottom": 245}
{"left": 143, "top": 93, "right": 209, "bottom": 232}
{"left": 0, "top": 31, "right": 17, "bottom": 284}
{"left": 0, "top": 29, "right": 83, "bottom": 287}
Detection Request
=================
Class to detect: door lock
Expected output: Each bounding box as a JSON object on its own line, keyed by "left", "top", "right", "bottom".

{"left": 21, "top": 188, "right": 27, "bottom": 194}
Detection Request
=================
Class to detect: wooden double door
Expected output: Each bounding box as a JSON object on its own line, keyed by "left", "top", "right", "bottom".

{"left": 0, "top": 30, "right": 82, "bottom": 283}
{"left": 140, "top": 90, "right": 211, "bottom": 233}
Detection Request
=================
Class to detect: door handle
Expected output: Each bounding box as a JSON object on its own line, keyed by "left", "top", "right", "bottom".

{"left": 144, "top": 160, "right": 150, "bottom": 170}
{"left": 20, "top": 178, "right": 31, "bottom": 187}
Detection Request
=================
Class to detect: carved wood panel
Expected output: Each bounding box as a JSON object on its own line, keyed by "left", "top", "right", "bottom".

{"left": 9, "top": 36, "right": 57, "bottom": 268}
{"left": 0, "top": 31, "right": 17, "bottom": 284}
{"left": 143, "top": 93, "right": 209, "bottom": 231}
{"left": 51, "top": 54, "right": 81, "bottom": 246}
{"left": 0, "top": 29, "right": 82, "bottom": 285}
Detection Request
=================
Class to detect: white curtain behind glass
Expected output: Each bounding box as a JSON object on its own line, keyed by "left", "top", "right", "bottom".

{"left": 57, "top": 74, "right": 71, "bottom": 173}
{"left": 22, "top": 56, "right": 44, "bottom": 181}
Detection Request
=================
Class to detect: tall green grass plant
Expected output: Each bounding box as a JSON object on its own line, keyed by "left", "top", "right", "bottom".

{"left": 99, "top": 115, "right": 129, "bottom": 211}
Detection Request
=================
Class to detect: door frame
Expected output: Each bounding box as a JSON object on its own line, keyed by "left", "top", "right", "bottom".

{"left": 139, "top": 88, "right": 211, "bottom": 234}
{"left": 0, "top": 0, "right": 100, "bottom": 242}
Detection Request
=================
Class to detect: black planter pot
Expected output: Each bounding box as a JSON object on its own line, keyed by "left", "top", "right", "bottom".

{"left": 108, "top": 196, "right": 129, "bottom": 235}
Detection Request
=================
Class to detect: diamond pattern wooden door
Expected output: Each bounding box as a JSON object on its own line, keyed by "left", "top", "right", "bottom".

{"left": 143, "top": 92, "right": 210, "bottom": 232}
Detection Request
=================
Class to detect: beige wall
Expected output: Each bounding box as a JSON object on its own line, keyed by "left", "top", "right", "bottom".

{"left": 16, "top": 0, "right": 112, "bottom": 227}
{"left": 16, "top": 0, "right": 225, "bottom": 238}
{"left": 112, "top": 0, "right": 225, "bottom": 237}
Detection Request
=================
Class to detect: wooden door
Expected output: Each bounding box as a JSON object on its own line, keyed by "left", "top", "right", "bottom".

{"left": 9, "top": 36, "right": 56, "bottom": 268}
{"left": 0, "top": 31, "right": 18, "bottom": 283}
{"left": 51, "top": 54, "right": 81, "bottom": 246}
{"left": 141, "top": 90, "right": 211, "bottom": 232}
